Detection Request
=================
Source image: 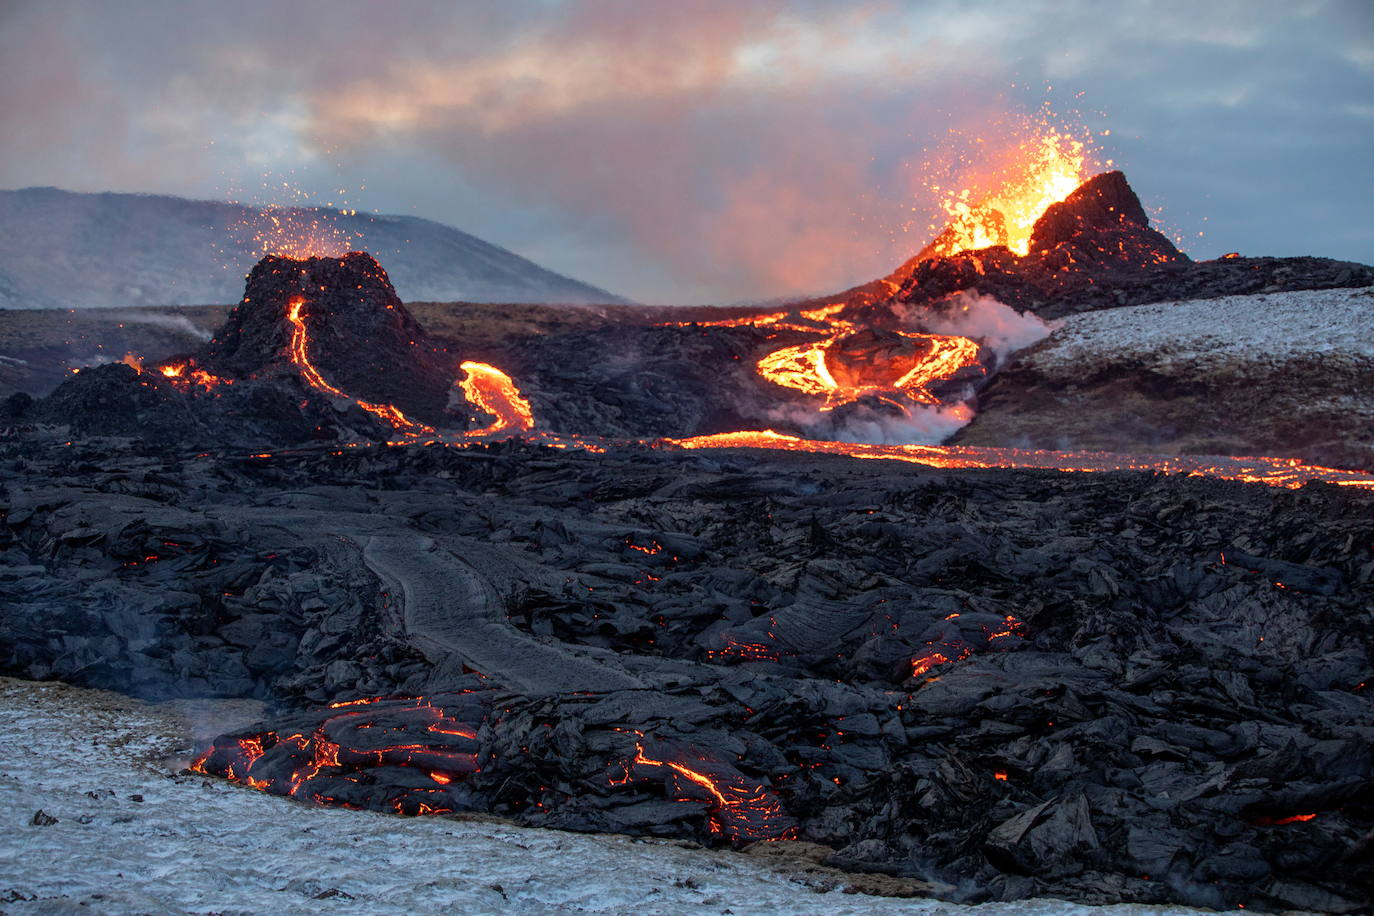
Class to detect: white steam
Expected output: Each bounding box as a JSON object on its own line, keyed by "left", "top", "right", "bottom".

{"left": 115, "top": 311, "right": 214, "bottom": 342}
{"left": 834, "top": 402, "right": 975, "bottom": 446}
{"left": 893, "top": 290, "right": 1056, "bottom": 366}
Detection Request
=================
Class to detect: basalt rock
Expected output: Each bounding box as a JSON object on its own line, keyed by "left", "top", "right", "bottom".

{"left": 1028, "top": 169, "right": 1166, "bottom": 256}
{"left": 3, "top": 432, "right": 1371, "bottom": 911}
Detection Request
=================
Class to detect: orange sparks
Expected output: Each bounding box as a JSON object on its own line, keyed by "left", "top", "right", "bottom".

{"left": 923, "top": 126, "right": 1094, "bottom": 259}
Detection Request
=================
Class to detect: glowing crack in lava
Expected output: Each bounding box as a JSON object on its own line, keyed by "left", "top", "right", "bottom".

{"left": 612, "top": 731, "right": 797, "bottom": 843}
{"left": 665, "top": 430, "right": 1374, "bottom": 491}
{"left": 459, "top": 361, "right": 536, "bottom": 436}
{"left": 192, "top": 696, "right": 483, "bottom": 815}
{"left": 911, "top": 614, "right": 1028, "bottom": 678}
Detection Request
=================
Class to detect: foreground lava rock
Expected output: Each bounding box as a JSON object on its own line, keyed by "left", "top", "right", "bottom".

{"left": 2, "top": 433, "right": 1371, "bottom": 912}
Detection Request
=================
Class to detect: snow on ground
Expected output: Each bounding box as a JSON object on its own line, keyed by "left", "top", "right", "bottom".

{"left": 0, "top": 678, "right": 1240, "bottom": 916}
{"left": 1031, "top": 287, "right": 1374, "bottom": 371}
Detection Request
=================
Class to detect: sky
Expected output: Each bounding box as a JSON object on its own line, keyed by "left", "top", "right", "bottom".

{"left": 1, "top": 0, "right": 1371, "bottom": 304}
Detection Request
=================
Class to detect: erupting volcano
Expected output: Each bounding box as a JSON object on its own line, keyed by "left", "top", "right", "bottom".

{"left": 5, "top": 155, "right": 1374, "bottom": 915}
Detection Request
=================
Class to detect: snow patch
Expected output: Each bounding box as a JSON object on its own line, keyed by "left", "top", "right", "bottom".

{"left": 1030, "top": 286, "right": 1374, "bottom": 372}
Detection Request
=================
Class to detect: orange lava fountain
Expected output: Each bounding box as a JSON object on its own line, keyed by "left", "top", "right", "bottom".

{"left": 924, "top": 128, "right": 1091, "bottom": 258}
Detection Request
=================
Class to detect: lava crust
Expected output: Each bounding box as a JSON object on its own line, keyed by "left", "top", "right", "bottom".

{"left": 3, "top": 435, "right": 1371, "bottom": 912}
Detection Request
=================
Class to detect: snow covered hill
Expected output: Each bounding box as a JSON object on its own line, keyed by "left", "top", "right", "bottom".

{"left": 954, "top": 286, "right": 1374, "bottom": 470}
{"left": 0, "top": 187, "right": 625, "bottom": 309}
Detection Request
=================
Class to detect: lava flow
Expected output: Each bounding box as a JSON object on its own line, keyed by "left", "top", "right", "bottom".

{"left": 665, "top": 430, "right": 1374, "bottom": 491}
{"left": 757, "top": 331, "right": 981, "bottom": 409}
{"left": 613, "top": 731, "right": 797, "bottom": 843}
{"left": 459, "top": 360, "right": 535, "bottom": 436}
{"left": 286, "top": 296, "right": 437, "bottom": 437}
{"left": 192, "top": 695, "right": 484, "bottom": 815}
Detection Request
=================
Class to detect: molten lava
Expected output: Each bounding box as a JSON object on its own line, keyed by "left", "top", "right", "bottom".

{"left": 665, "top": 430, "right": 1374, "bottom": 491}
{"left": 286, "top": 296, "right": 437, "bottom": 437}
{"left": 459, "top": 361, "right": 536, "bottom": 436}
{"left": 922, "top": 125, "right": 1093, "bottom": 258}
{"left": 158, "top": 360, "right": 231, "bottom": 391}
{"left": 192, "top": 695, "right": 483, "bottom": 814}
{"left": 614, "top": 731, "right": 797, "bottom": 843}
{"left": 758, "top": 330, "right": 983, "bottom": 410}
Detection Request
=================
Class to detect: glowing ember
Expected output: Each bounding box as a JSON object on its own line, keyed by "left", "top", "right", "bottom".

{"left": 157, "top": 360, "right": 231, "bottom": 391}
{"left": 459, "top": 361, "right": 536, "bottom": 436}
{"left": 1254, "top": 812, "right": 1318, "bottom": 826}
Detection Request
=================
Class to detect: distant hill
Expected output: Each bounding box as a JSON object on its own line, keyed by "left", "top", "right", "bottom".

{"left": 0, "top": 187, "right": 626, "bottom": 308}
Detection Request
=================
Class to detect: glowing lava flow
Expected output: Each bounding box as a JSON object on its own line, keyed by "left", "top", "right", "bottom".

{"left": 758, "top": 333, "right": 982, "bottom": 409}
{"left": 665, "top": 430, "right": 1374, "bottom": 491}
{"left": 614, "top": 732, "right": 797, "bottom": 843}
{"left": 459, "top": 361, "right": 536, "bottom": 436}
{"left": 285, "top": 296, "right": 435, "bottom": 437}
{"left": 191, "top": 695, "right": 483, "bottom": 815}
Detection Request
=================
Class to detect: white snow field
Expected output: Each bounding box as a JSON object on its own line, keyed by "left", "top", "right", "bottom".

{"left": 0, "top": 678, "right": 1246, "bottom": 916}
{"left": 1031, "top": 286, "right": 1374, "bottom": 372}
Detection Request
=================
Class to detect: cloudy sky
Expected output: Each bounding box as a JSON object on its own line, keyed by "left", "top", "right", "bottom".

{"left": 2, "top": 0, "right": 1370, "bottom": 303}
